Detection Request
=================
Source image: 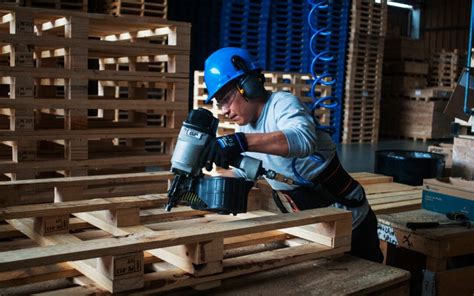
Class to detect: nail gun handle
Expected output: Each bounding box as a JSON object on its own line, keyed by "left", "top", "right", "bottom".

{"left": 406, "top": 222, "right": 439, "bottom": 230}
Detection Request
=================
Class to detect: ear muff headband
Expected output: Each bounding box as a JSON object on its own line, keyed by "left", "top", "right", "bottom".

{"left": 231, "top": 55, "right": 265, "bottom": 101}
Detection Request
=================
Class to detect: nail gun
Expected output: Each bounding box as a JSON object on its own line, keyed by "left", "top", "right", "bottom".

{"left": 165, "top": 108, "right": 295, "bottom": 215}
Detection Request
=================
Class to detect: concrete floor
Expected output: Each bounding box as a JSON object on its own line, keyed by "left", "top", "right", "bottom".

{"left": 337, "top": 139, "right": 449, "bottom": 173}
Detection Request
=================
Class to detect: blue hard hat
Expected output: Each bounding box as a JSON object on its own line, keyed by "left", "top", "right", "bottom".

{"left": 204, "top": 47, "right": 261, "bottom": 103}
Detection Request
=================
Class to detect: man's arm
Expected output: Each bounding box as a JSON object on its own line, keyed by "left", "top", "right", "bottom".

{"left": 245, "top": 131, "right": 289, "bottom": 156}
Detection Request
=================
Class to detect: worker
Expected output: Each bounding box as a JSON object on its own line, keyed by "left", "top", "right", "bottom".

{"left": 202, "top": 47, "right": 383, "bottom": 263}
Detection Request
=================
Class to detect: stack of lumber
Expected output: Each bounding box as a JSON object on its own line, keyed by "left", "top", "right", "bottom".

{"left": 0, "top": 5, "right": 190, "bottom": 180}
{"left": 107, "top": 0, "right": 167, "bottom": 18}
{"left": 255, "top": 172, "right": 422, "bottom": 215}
{"left": 0, "top": 172, "right": 352, "bottom": 294}
{"left": 193, "top": 71, "right": 332, "bottom": 136}
{"left": 429, "top": 49, "right": 464, "bottom": 88}
{"left": 343, "top": 0, "right": 387, "bottom": 144}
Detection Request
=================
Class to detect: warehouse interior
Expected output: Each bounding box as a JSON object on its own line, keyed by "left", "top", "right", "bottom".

{"left": 0, "top": 0, "right": 473, "bottom": 295}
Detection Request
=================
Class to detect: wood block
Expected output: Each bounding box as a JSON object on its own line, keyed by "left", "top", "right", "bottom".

{"left": 105, "top": 207, "right": 140, "bottom": 227}
{"left": 97, "top": 252, "right": 144, "bottom": 280}
{"left": 54, "top": 185, "right": 84, "bottom": 202}
{"left": 33, "top": 215, "right": 69, "bottom": 235}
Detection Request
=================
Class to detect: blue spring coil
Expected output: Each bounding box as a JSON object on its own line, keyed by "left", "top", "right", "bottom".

{"left": 290, "top": 0, "right": 340, "bottom": 186}
{"left": 307, "top": 0, "right": 339, "bottom": 134}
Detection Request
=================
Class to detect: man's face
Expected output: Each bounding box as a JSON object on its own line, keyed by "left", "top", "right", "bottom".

{"left": 217, "top": 88, "right": 258, "bottom": 125}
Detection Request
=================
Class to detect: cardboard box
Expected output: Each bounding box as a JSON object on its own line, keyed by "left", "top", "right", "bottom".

{"left": 422, "top": 178, "right": 474, "bottom": 220}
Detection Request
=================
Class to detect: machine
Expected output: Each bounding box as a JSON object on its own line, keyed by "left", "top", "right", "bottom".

{"left": 165, "top": 108, "right": 294, "bottom": 215}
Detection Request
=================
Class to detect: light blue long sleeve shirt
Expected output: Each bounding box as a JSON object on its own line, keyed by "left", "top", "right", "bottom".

{"left": 234, "top": 91, "right": 368, "bottom": 228}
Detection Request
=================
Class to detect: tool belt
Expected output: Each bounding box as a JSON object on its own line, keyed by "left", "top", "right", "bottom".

{"left": 272, "top": 154, "right": 366, "bottom": 213}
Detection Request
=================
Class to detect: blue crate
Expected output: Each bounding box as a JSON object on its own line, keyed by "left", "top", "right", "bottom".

{"left": 219, "top": 0, "right": 270, "bottom": 69}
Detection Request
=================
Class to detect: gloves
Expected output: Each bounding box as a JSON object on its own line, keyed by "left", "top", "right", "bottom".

{"left": 205, "top": 133, "right": 248, "bottom": 171}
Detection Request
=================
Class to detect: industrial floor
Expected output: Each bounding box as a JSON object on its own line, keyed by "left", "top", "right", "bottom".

{"left": 337, "top": 139, "right": 447, "bottom": 173}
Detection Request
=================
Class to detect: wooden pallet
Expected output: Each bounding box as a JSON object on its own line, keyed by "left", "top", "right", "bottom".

{"left": 0, "top": 6, "right": 190, "bottom": 180}
{"left": 108, "top": 0, "right": 167, "bottom": 18}
{"left": 343, "top": 0, "right": 387, "bottom": 144}
{"left": 428, "top": 49, "right": 464, "bottom": 88}
{"left": 380, "top": 94, "right": 452, "bottom": 141}
{"left": 0, "top": 175, "right": 352, "bottom": 294}
{"left": 193, "top": 71, "right": 332, "bottom": 136}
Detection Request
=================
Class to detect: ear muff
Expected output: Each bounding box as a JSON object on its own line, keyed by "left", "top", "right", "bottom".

{"left": 231, "top": 55, "right": 266, "bottom": 101}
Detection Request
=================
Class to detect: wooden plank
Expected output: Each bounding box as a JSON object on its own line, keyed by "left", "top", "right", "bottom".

{"left": 0, "top": 154, "right": 172, "bottom": 173}
{"left": 0, "top": 171, "right": 172, "bottom": 189}
{"left": 0, "top": 127, "right": 180, "bottom": 141}
{"left": 0, "top": 98, "right": 188, "bottom": 111}
{"left": 0, "top": 208, "right": 351, "bottom": 271}
{"left": 0, "top": 195, "right": 168, "bottom": 220}
{"left": 433, "top": 265, "right": 474, "bottom": 295}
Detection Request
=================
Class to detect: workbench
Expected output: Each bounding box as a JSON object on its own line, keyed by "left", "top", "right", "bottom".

{"left": 166, "top": 255, "right": 410, "bottom": 295}
{"left": 377, "top": 209, "right": 474, "bottom": 296}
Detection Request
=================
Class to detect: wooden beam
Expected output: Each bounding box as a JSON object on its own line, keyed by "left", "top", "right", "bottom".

{"left": 0, "top": 195, "right": 168, "bottom": 220}
{"left": 0, "top": 127, "right": 180, "bottom": 141}
{"left": 0, "top": 98, "right": 188, "bottom": 111}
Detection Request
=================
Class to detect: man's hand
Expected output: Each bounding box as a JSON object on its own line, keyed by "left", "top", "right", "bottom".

{"left": 205, "top": 133, "right": 248, "bottom": 171}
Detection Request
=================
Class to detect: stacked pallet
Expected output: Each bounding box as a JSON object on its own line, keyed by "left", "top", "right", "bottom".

{"left": 0, "top": 173, "right": 351, "bottom": 294}
{"left": 107, "top": 0, "right": 167, "bottom": 18}
{"left": 343, "top": 0, "right": 387, "bottom": 144}
{"left": 381, "top": 88, "right": 453, "bottom": 141}
{"left": 193, "top": 71, "right": 332, "bottom": 136}
{"left": 267, "top": 0, "right": 309, "bottom": 72}
{"left": 383, "top": 37, "right": 428, "bottom": 91}
{"left": 380, "top": 38, "right": 455, "bottom": 141}
{"left": 219, "top": 0, "right": 270, "bottom": 69}
{"left": 429, "top": 49, "right": 464, "bottom": 88}
{"left": 0, "top": 5, "right": 190, "bottom": 180}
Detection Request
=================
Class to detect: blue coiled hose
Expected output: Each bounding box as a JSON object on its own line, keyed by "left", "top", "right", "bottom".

{"left": 289, "top": 0, "right": 340, "bottom": 186}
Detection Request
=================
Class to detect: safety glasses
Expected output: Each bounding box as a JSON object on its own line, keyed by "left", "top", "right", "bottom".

{"left": 216, "top": 89, "right": 237, "bottom": 109}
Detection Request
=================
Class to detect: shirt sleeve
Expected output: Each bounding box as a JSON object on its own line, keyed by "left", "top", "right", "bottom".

{"left": 273, "top": 93, "right": 318, "bottom": 157}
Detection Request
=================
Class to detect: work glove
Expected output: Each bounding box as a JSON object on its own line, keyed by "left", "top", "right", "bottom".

{"left": 205, "top": 133, "right": 248, "bottom": 171}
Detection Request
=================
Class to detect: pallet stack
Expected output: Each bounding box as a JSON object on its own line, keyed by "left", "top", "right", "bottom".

{"left": 0, "top": 5, "right": 190, "bottom": 180}
{"left": 219, "top": 0, "right": 270, "bottom": 69}
{"left": 193, "top": 71, "right": 332, "bottom": 136}
{"left": 429, "top": 49, "right": 464, "bottom": 88}
{"left": 267, "top": 0, "right": 310, "bottom": 72}
{"left": 23, "top": 0, "right": 87, "bottom": 11}
{"left": 343, "top": 0, "right": 387, "bottom": 144}
{"left": 381, "top": 88, "right": 453, "bottom": 141}
{"left": 107, "top": 0, "right": 167, "bottom": 18}
{"left": 380, "top": 38, "right": 456, "bottom": 141}
{"left": 0, "top": 172, "right": 352, "bottom": 294}
{"left": 383, "top": 37, "right": 428, "bottom": 92}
